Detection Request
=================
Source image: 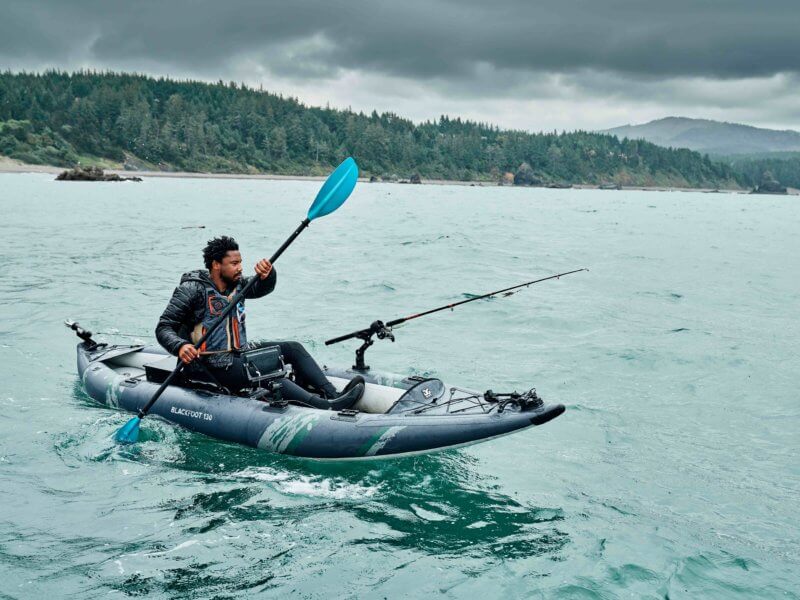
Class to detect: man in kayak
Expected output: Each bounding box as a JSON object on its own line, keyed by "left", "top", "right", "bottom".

{"left": 155, "top": 235, "right": 364, "bottom": 409}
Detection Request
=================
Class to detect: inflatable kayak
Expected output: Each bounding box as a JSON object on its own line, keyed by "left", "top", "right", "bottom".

{"left": 74, "top": 337, "right": 564, "bottom": 461}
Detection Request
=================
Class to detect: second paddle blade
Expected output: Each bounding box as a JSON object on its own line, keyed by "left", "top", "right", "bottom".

{"left": 115, "top": 416, "right": 141, "bottom": 444}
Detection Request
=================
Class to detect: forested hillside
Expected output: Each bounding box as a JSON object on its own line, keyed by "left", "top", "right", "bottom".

{"left": 723, "top": 155, "right": 800, "bottom": 189}
{"left": 0, "top": 70, "right": 743, "bottom": 187}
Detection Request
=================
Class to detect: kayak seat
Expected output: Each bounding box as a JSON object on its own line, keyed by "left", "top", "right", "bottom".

{"left": 387, "top": 378, "right": 446, "bottom": 414}
{"left": 143, "top": 355, "right": 181, "bottom": 384}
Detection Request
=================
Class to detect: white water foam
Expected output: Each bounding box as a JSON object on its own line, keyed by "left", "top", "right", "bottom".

{"left": 234, "top": 467, "right": 381, "bottom": 501}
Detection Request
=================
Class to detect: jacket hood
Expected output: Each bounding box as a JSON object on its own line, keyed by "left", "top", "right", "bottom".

{"left": 180, "top": 269, "right": 213, "bottom": 285}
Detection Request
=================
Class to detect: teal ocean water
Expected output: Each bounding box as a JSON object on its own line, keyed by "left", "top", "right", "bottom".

{"left": 1, "top": 173, "right": 798, "bottom": 598}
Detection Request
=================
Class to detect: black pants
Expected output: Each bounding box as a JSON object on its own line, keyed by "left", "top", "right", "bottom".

{"left": 196, "top": 341, "right": 337, "bottom": 406}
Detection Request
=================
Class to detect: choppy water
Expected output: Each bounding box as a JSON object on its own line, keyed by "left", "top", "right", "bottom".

{"left": 0, "top": 173, "right": 798, "bottom": 598}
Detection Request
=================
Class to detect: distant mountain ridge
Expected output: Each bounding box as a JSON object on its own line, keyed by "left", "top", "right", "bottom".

{"left": 602, "top": 117, "right": 800, "bottom": 156}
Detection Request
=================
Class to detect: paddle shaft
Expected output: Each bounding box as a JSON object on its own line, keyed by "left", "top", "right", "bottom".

{"left": 325, "top": 268, "right": 587, "bottom": 346}
{"left": 137, "top": 218, "right": 311, "bottom": 418}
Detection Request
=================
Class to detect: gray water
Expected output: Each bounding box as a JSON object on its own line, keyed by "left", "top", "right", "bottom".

{"left": 0, "top": 173, "right": 798, "bottom": 598}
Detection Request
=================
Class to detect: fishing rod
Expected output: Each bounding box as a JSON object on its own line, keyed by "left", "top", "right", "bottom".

{"left": 325, "top": 267, "right": 587, "bottom": 370}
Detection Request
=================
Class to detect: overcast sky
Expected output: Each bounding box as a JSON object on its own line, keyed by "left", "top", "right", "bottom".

{"left": 3, "top": 0, "right": 799, "bottom": 132}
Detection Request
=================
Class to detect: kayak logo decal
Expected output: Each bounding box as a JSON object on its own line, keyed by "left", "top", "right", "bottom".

{"left": 422, "top": 387, "right": 432, "bottom": 399}
{"left": 170, "top": 406, "right": 213, "bottom": 421}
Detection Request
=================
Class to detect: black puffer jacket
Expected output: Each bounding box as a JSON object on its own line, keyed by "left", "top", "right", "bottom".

{"left": 155, "top": 268, "right": 277, "bottom": 366}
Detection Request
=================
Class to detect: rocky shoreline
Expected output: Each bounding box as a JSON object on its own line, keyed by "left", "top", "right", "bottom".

{"left": 55, "top": 166, "right": 142, "bottom": 182}
{"left": 2, "top": 156, "right": 795, "bottom": 195}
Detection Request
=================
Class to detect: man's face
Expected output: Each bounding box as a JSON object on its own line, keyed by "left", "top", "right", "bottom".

{"left": 214, "top": 250, "right": 243, "bottom": 286}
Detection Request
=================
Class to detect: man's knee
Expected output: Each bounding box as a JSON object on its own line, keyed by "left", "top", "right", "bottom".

{"left": 267, "top": 340, "right": 307, "bottom": 362}
{"left": 251, "top": 340, "right": 309, "bottom": 364}
{"left": 283, "top": 341, "right": 307, "bottom": 355}
{"left": 252, "top": 339, "right": 299, "bottom": 352}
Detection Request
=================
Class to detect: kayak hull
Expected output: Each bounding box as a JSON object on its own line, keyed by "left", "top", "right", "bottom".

{"left": 77, "top": 343, "right": 564, "bottom": 460}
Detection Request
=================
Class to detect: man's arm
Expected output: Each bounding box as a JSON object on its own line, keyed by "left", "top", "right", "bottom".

{"left": 155, "top": 283, "right": 200, "bottom": 356}
{"left": 242, "top": 262, "right": 277, "bottom": 299}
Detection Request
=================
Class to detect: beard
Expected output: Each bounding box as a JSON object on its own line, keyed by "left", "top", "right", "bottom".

{"left": 221, "top": 272, "right": 241, "bottom": 287}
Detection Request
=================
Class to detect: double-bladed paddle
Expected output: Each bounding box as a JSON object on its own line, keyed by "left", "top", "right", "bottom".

{"left": 115, "top": 157, "right": 359, "bottom": 443}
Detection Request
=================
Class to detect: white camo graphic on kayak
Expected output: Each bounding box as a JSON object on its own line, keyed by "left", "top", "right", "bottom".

{"left": 364, "top": 426, "right": 406, "bottom": 456}
{"left": 257, "top": 413, "right": 321, "bottom": 453}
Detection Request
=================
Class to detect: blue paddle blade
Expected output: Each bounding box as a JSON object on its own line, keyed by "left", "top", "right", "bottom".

{"left": 307, "top": 157, "right": 358, "bottom": 221}
{"left": 115, "top": 416, "right": 141, "bottom": 444}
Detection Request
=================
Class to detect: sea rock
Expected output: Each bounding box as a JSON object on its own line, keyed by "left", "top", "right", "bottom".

{"left": 56, "top": 166, "right": 142, "bottom": 182}
{"left": 751, "top": 183, "right": 787, "bottom": 195}
{"left": 122, "top": 152, "right": 147, "bottom": 171}
{"left": 598, "top": 182, "right": 622, "bottom": 190}
{"left": 546, "top": 182, "right": 572, "bottom": 189}
{"left": 499, "top": 172, "right": 515, "bottom": 186}
{"left": 751, "top": 172, "right": 786, "bottom": 195}
{"left": 410, "top": 173, "right": 422, "bottom": 184}
{"left": 513, "top": 162, "right": 541, "bottom": 186}
{"left": 369, "top": 175, "right": 379, "bottom": 182}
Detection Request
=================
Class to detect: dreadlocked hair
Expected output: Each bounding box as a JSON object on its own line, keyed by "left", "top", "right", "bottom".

{"left": 203, "top": 236, "right": 239, "bottom": 269}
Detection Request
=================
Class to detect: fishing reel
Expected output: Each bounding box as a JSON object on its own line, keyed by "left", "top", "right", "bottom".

{"left": 350, "top": 320, "right": 394, "bottom": 371}
{"left": 371, "top": 320, "right": 395, "bottom": 342}
{"left": 324, "top": 320, "right": 397, "bottom": 371}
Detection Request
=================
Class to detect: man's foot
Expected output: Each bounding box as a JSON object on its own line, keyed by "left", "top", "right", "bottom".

{"left": 326, "top": 382, "right": 365, "bottom": 411}
{"left": 341, "top": 375, "right": 365, "bottom": 395}
{"left": 322, "top": 375, "right": 365, "bottom": 400}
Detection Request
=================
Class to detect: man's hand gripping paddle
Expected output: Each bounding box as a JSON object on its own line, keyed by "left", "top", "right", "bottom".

{"left": 115, "top": 157, "right": 359, "bottom": 443}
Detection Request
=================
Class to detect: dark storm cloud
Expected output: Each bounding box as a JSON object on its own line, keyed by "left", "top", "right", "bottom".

{"left": 3, "top": 0, "right": 799, "bottom": 82}
{"left": 2, "top": 0, "right": 800, "bottom": 130}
